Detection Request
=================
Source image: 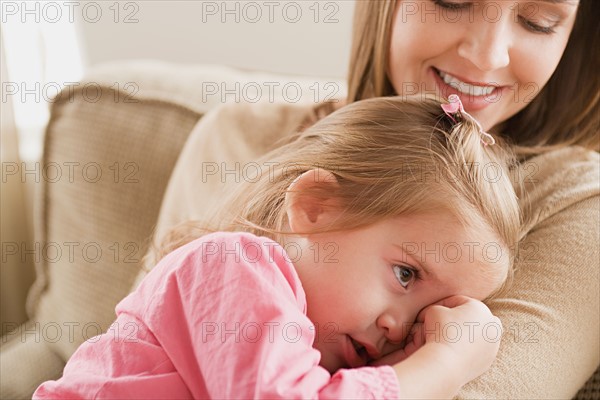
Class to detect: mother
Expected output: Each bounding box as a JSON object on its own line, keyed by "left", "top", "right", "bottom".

{"left": 151, "top": 0, "right": 599, "bottom": 398}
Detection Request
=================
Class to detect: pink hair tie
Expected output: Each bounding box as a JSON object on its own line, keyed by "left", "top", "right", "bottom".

{"left": 441, "top": 94, "right": 496, "bottom": 146}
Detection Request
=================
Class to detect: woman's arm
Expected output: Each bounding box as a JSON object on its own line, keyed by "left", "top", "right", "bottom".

{"left": 458, "top": 148, "right": 600, "bottom": 399}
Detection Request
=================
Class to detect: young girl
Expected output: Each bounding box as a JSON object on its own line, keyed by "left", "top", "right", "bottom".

{"left": 34, "top": 96, "right": 520, "bottom": 399}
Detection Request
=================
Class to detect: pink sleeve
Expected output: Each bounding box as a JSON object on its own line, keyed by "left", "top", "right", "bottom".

{"left": 34, "top": 232, "right": 401, "bottom": 399}
{"left": 33, "top": 313, "right": 193, "bottom": 399}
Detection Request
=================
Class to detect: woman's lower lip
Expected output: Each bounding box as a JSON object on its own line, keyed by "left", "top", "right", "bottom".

{"left": 430, "top": 67, "right": 505, "bottom": 112}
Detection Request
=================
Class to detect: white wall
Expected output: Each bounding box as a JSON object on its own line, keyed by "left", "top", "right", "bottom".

{"left": 75, "top": 0, "right": 355, "bottom": 79}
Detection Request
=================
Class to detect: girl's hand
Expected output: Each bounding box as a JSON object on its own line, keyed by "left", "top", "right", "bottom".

{"left": 380, "top": 296, "right": 503, "bottom": 399}
{"left": 416, "top": 295, "right": 502, "bottom": 385}
{"left": 369, "top": 322, "right": 425, "bottom": 366}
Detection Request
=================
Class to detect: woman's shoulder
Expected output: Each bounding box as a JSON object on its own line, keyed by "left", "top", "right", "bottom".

{"left": 197, "top": 101, "right": 315, "bottom": 146}
{"left": 172, "top": 101, "right": 330, "bottom": 173}
{"left": 516, "top": 146, "right": 599, "bottom": 231}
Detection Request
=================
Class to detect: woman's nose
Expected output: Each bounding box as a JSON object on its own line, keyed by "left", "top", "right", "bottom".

{"left": 457, "top": 19, "right": 511, "bottom": 72}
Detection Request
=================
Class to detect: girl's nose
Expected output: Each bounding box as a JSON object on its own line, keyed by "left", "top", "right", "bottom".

{"left": 457, "top": 18, "right": 511, "bottom": 72}
{"left": 376, "top": 312, "right": 411, "bottom": 344}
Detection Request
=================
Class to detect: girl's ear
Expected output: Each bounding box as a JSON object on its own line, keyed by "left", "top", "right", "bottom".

{"left": 285, "top": 169, "right": 341, "bottom": 234}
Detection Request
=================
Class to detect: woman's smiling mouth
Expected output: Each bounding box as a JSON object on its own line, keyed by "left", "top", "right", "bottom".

{"left": 438, "top": 69, "right": 497, "bottom": 96}
{"left": 431, "top": 67, "right": 507, "bottom": 112}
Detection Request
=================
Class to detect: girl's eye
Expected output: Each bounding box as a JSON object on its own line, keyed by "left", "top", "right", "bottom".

{"left": 392, "top": 265, "right": 418, "bottom": 288}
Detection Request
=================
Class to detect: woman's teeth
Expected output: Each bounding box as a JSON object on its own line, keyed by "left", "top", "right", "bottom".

{"left": 438, "top": 70, "right": 496, "bottom": 97}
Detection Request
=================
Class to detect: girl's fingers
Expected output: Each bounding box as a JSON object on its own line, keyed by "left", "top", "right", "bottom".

{"left": 372, "top": 322, "right": 427, "bottom": 366}
{"left": 416, "top": 295, "right": 475, "bottom": 322}
{"left": 431, "top": 295, "right": 473, "bottom": 308}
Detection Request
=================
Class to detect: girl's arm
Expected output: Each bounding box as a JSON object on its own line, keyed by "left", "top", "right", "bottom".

{"left": 33, "top": 312, "right": 194, "bottom": 399}
{"left": 377, "top": 296, "right": 504, "bottom": 400}
{"left": 34, "top": 232, "right": 401, "bottom": 399}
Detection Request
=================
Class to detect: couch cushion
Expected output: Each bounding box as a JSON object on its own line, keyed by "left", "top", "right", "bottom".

{"left": 27, "top": 87, "right": 201, "bottom": 363}
{"left": 73, "top": 59, "right": 347, "bottom": 115}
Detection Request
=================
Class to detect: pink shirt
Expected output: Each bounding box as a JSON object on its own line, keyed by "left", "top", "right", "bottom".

{"left": 34, "top": 232, "right": 401, "bottom": 399}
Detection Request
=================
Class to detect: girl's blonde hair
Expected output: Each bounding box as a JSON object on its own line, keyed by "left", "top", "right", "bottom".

{"left": 157, "top": 96, "right": 521, "bottom": 293}
{"left": 347, "top": 0, "right": 600, "bottom": 155}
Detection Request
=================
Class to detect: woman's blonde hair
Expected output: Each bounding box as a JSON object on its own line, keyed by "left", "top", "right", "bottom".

{"left": 157, "top": 96, "right": 521, "bottom": 292}
{"left": 347, "top": 0, "right": 599, "bottom": 155}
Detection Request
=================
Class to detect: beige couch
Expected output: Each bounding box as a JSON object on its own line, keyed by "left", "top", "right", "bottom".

{"left": 0, "top": 61, "right": 597, "bottom": 399}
